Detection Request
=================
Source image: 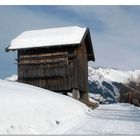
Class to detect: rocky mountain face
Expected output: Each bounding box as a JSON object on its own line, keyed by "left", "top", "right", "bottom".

{"left": 88, "top": 67, "right": 140, "bottom": 104}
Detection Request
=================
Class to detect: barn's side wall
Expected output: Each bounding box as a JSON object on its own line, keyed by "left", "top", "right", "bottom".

{"left": 17, "top": 46, "right": 80, "bottom": 92}
{"left": 17, "top": 42, "right": 89, "bottom": 98}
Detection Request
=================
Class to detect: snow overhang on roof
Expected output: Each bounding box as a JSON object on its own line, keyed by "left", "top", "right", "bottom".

{"left": 7, "top": 26, "right": 87, "bottom": 50}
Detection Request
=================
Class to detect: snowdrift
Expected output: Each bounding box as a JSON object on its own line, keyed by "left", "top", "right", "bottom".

{"left": 0, "top": 79, "right": 89, "bottom": 134}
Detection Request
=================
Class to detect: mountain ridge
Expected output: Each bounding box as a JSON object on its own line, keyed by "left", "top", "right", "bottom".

{"left": 88, "top": 67, "right": 140, "bottom": 104}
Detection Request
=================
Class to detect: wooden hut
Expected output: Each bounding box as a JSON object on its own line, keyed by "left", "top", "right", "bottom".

{"left": 6, "top": 26, "right": 95, "bottom": 102}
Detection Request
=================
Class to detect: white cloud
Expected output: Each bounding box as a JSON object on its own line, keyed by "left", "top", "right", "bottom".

{"left": 65, "top": 6, "right": 140, "bottom": 70}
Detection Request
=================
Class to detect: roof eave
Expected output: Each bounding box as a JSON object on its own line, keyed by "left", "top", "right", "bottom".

{"left": 6, "top": 42, "right": 81, "bottom": 52}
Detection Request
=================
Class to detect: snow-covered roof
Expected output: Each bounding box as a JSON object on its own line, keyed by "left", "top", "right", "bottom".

{"left": 8, "top": 26, "right": 87, "bottom": 50}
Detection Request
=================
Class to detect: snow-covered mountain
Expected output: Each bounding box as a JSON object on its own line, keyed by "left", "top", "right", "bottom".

{"left": 88, "top": 67, "right": 140, "bottom": 84}
{"left": 88, "top": 67, "right": 140, "bottom": 104}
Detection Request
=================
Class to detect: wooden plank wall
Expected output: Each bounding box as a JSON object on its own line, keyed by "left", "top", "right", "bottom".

{"left": 18, "top": 46, "right": 80, "bottom": 92}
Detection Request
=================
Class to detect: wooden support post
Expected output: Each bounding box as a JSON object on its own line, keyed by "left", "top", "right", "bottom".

{"left": 72, "top": 89, "right": 79, "bottom": 100}
{"left": 79, "top": 92, "right": 89, "bottom": 103}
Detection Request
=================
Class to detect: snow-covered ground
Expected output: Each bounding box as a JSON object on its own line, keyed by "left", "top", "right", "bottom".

{"left": 66, "top": 103, "right": 140, "bottom": 135}
{"left": 1, "top": 79, "right": 140, "bottom": 135}
{"left": 0, "top": 79, "right": 89, "bottom": 134}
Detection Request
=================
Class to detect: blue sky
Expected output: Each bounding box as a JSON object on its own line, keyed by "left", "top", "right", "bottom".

{"left": 0, "top": 6, "right": 140, "bottom": 78}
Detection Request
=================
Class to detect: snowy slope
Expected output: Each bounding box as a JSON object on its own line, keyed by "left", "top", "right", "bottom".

{"left": 88, "top": 67, "right": 140, "bottom": 104}
{"left": 1, "top": 79, "right": 140, "bottom": 135}
{"left": 2, "top": 69, "right": 140, "bottom": 135}
{"left": 5, "top": 74, "right": 18, "bottom": 81}
{"left": 0, "top": 79, "right": 89, "bottom": 134}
